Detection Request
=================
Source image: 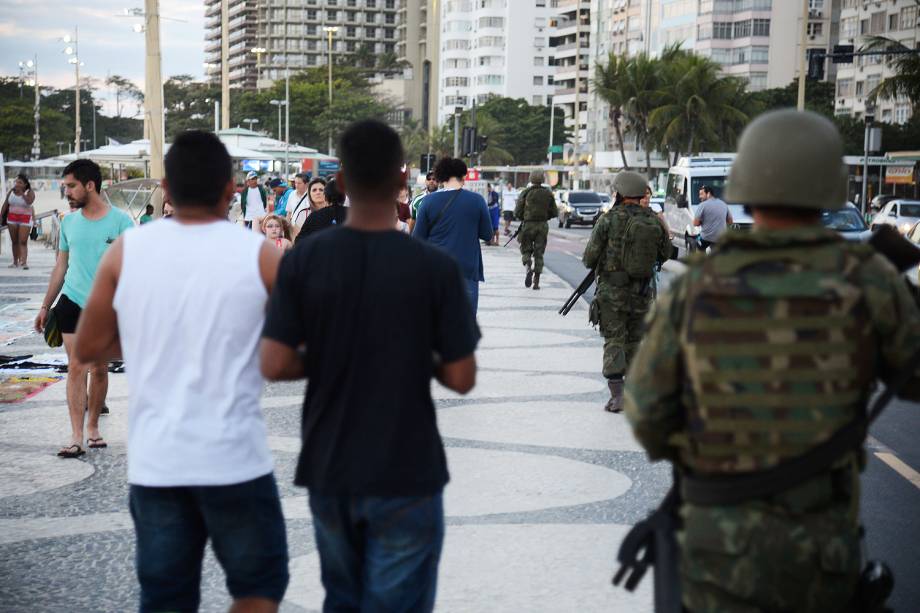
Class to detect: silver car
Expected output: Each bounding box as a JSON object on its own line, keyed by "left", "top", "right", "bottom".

{"left": 870, "top": 199, "right": 920, "bottom": 235}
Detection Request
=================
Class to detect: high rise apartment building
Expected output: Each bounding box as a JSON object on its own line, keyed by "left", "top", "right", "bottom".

{"left": 550, "top": 0, "right": 592, "bottom": 155}
{"left": 834, "top": 0, "right": 918, "bottom": 124}
{"left": 396, "top": 0, "right": 439, "bottom": 129}
{"left": 204, "top": 0, "right": 400, "bottom": 90}
{"left": 436, "top": 0, "right": 556, "bottom": 125}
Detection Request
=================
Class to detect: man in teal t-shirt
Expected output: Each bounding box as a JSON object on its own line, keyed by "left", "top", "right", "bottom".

{"left": 35, "top": 159, "right": 134, "bottom": 460}
{"left": 139, "top": 204, "right": 154, "bottom": 225}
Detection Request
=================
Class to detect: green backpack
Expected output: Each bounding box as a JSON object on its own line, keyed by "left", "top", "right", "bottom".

{"left": 621, "top": 209, "right": 662, "bottom": 278}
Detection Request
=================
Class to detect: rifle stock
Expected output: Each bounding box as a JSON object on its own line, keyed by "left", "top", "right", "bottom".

{"left": 559, "top": 269, "right": 596, "bottom": 316}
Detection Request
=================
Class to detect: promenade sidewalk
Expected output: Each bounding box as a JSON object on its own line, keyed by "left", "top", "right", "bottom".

{"left": 0, "top": 232, "right": 664, "bottom": 612}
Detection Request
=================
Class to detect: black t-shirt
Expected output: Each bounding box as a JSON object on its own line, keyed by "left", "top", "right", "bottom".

{"left": 263, "top": 227, "right": 480, "bottom": 496}
{"left": 296, "top": 204, "right": 347, "bottom": 243}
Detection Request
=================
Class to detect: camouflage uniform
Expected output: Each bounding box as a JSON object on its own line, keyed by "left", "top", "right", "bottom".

{"left": 623, "top": 110, "right": 920, "bottom": 612}
{"left": 514, "top": 183, "right": 557, "bottom": 288}
{"left": 583, "top": 195, "right": 670, "bottom": 407}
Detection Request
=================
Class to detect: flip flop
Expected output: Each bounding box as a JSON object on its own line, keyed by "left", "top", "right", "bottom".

{"left": 57, "top": 444, "right": 85, "bottom": 458}
{"left": 87, "top": 437, "right": 108, "bottom": 449}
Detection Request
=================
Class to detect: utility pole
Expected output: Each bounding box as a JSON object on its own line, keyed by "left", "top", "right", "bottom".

{"left": 284, "top": 60, "right": 290, "bottom": 178}
{"left": 324, "top": 26, "right": 338, "bottom": 155}
{"left": 220, "top": 0, "right": 230, "bottom": 130}
{"left": 796, "top": 0, "right": 809, "bottom": 111}
{"left": 145, "top": 0, "right": 165, "bottom": 181}
{"left": 453, "top": 106, "right": 461, "bottom": 157}
{"left": 548, "top": 102, "right": 555, "bottom": 166}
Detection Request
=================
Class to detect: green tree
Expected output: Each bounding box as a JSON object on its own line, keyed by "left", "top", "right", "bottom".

{"left": 105, "top": 74, "right": 144, "bottom": 118}
{"left": 593, "top": 53, "right": 632, "bottom": 169}
{"left": 862, "top": 35, "right": 920, "bottom": 109}
{"left": 163, "top": 75, "right": 220, "bottom": 139}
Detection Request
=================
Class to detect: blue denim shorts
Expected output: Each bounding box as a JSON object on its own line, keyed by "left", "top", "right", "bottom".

{"left": 129, "top": 473, "right": 289, "bottom": 612}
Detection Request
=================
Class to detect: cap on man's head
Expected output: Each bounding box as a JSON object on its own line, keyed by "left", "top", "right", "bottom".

{"left": 246, "top": 171, "right": 258, "bottom": 180}
{"left": 269, "top": 178, "right": 287, "bottom": 189}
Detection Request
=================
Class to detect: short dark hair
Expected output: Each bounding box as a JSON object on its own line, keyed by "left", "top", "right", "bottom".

{"left": 324, "top": 177, "right": 346, "bottom": 206}
{"left": 145, "top": 204, "right": 154, "bottom": 213}
{"left": 425, "top": 172, "right": 435, "bottom": 181}
{"left": 62, "top": 159, "right": 102, "bottom": 194}
{"left": 338, "top": 119, "right": 405, "bottom": 197}
{"left": 699, "top": 185, "right": 714, "bottom": 196}
{"left": 433, "top": 157, "right": 467, "bottom": 183}
{"left": 294, "top": 173, "right": 309, "bottom": 183}
{"left": 15, "top": 173, "right": 31, "bottom": 191}
{"left": 164, "top": 130, "right": 232, "bottom": 207}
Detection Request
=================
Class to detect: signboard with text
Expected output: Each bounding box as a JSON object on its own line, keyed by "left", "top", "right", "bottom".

{"left": 885, "top": 165, "right": 914, "bottom": 185}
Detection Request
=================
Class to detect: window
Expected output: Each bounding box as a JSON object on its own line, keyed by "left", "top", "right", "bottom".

{"left": 895, "top": 105, "right": 911, "bottom": 125}
{"left": 445, "top": 76, "right": 469, "bottom": 87}
{"left": 900, "top": 7, "right": 917, "bottom": 31}
{"left": 478, "top": 16, "right": 503, "bottom": 28}
{"left": 698, "top": 23, "right": 712, "bottom": 40}
{"left": 534, "top": 56, "right": 544, "bottom": 66}
{"left": 752, "top": 18, "right": 770, "bottom": 37}
{"left": 710, "top": 48, "right": 731, "bottom": 65}
{"left": 870, "top": 12, "right": 886, "bottom": 34}
{"left": 855, "top": 81, "right": 864, "bottom": 96}
{"left": 751, "top": 46, "right": 769, "bottom": 63}
{"left": 841, "top": 17, "right": 857, "bottom": 39}
{"left": 533, "top": 76, "right": 544, "bottom": 85}
{"left": 532, "top": 95, "right": 543, "bottom": 105}
{"left": 476, "top": 74, "right": 504, "bottom": 85}
{"left": 748, "top": 73, "right": 767, "bottom": 91}
{"left": 808, "top": 0, "right": 823, "bottom": 9}
{"left": 807, "top": 22, "right": 823, "bottom": 37}
{"left": 837, "top": 78, "right": 854, "bottom": 97}
{"left": 732, "top": 48, "right": 747, "bottom": 64}
{"left": 859, "top": 19, "right": 869, "bottom": 35}
{"left": 444, "top": 39, "right": 470, "bottom": 50}
{"left": 866, "top": 74, "right": 880, "bottom": 95}
{"left": 713, "top": 22, "right": 732, "bottom": 39}
{"left": 734, "top": 19, "right": 751, "bottom": 39}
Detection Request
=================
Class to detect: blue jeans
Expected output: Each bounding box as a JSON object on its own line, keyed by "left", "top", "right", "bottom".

{"left": 129, "top": 473, "right": 289, "bottom": 612}
{"left": 308, "top": 491, "right": 445, "bottom": 613}
{"left": 465, "top": 278, "right": 479, "bottom": 316}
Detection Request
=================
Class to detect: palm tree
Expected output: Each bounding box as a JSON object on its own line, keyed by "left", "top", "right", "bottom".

{"left": 861, "top": 35, "right": 920, "bottom": 107}
{"left": 594, "top": 53, "right": 631, "bottom": 169}
{"left": 619, "top": 53, "right": 661, "bottom": 176}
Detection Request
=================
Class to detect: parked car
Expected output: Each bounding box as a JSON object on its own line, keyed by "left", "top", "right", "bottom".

{"left": 869, "top": 199, "right": 920, "bottom": 234}
{"left": 821, "top": 205, "right": 871, "bottom": 242}
{"left": 649, "top": 196, "right": 664, "bottom": 215}
{"left": 869, "top": 194, "right": 899, "bottom": 211}
{"left": 557, "top": 191, "right": 604, "bottom": 228}
{"left": 597, "top": 192, "right": 612, "bottom": 214}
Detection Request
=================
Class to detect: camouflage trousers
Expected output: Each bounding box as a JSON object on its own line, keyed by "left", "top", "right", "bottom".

{"left": 519, "top": 222, "right": 549, "bottom": 273}
{"left": 594, "top": 283, "right": 651, "bottom": 378}
{"left": 679, "top": 501, "right": 860, "bottom": 612}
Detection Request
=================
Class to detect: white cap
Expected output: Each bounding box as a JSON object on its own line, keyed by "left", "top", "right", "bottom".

{"left": 246, "top": 171, "right": 258, "bottom": 180}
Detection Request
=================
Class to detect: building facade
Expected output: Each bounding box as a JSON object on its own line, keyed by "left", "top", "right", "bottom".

{"left": 551, "top": 0, "right": 592, "bottom": 158}
{"left": 396, "top": 0, "right": 439, "bottom": 129}
{"left": 834, "top": 0, "right": 919, "bottom": 123}
{"left": 436, "top": 0, "right": 556, "bottom": 125}
{"left": 204, "top": 0, "right": 401, "bottom": 90}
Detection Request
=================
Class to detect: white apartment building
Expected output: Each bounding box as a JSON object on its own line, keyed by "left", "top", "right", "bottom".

{"left": 204, "top": 0, "right": 400, "bottom": 90}
{"left": 436, "top": 0, "right": 556, "bottom": 125}
{"left": 834, "top": 0, "right": 919, "bottom": 124}
{"left": 550, "top": 0, "right": 592, "bottom": 157}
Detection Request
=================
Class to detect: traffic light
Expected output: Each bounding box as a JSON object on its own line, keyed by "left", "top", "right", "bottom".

{"left": 477, "top": 135, "right": 489, "bottom": 153}
{"left": 462, "top": 126, "right": 477, "bottom": 157}
{"left": 419, "top": 153, "right": 436, "bottom": 174}
{"left": 807, "top": 48, "right": 826, "bottom": 80}
{"left": 832, "top": 44, "right": 854, "bottom": 64}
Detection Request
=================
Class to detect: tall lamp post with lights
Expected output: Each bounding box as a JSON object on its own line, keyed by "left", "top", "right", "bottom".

{"left": 18, "top": 57, "right": 40, "bottom": 160}
{"left": 323, "top": 26, "right": 338, "bottom": 155}
{"left": 251, "top": 47, "right": 266, "bottom": 90}
{"left": 62, "top": 30, "right": 84, "bottom": 154}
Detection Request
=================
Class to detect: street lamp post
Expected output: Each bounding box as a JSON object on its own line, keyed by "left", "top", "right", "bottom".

{"left": 269, "top": 100, "right": 287, "bottom": 141}
{"left": 205, "top": 93, "right": 219, "bottom": 131}
{"left": 547, "top": 101, "right": 557, "bottom": 167}
{"left": 19, "top": 57, "right": 40, "bottom": 160}
{"left": 63, "top": 29, "right": 83, "bottom": 154}
{"left": 251, "top": 47, "right": 266, "bottom": 90}
{"left": 323, "top": 26, "right": 338, "bottom": 155}
{"left": 242, "top": 117, "right": 260, "bottom": 131}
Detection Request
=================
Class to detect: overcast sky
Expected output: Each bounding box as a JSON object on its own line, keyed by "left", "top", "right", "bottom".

{"left": 0, "top": 0, "right": 205, "bottom": 116}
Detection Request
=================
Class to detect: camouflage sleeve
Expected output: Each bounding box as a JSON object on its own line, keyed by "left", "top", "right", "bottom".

{"left": 582, "top": 215, "right": 607, "bottom": 269}
{"left": 514, "top": 193, "right": 525, "bottom": 220}
{"left": 860, "top": 255, "right": 920, "bottom": 400}
{"left": 547, "top": 194, "right": 558, "bottom": 220}
{"left": 624, "top": 275, "right": 687, "bottom": 461}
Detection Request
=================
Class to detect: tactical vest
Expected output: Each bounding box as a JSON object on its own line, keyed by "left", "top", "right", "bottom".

{"left": 601, "top": 205, "right": 661, "bottom": 278}
{"left": 522, "top": 187, "right": 555, "bottom": 221}
{"left": 674, "top": 241, "right": 878, "bottom": 474}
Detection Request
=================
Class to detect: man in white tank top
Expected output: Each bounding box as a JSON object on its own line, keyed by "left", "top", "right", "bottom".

{"left": 73, "top": 131, "right": 289, "bottom": 612}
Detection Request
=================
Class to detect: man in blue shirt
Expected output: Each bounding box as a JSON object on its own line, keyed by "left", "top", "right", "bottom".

{"left": 413, "top": 157, "right": 493, "bottom": 315}
{"left": 269, "top": 178, "right": 294, "bottom": 216}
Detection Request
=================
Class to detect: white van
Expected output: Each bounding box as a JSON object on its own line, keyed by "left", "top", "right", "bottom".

{"left": 663, "top": 155, "right": 753, "bottom": 253}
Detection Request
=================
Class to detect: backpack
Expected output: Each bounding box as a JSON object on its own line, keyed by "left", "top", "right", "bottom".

{"left": 621, "top": 209, "right": 661, "bottom": 278}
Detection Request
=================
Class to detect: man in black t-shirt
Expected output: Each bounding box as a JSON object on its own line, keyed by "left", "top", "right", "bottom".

{"left": 260, "top": 120, "right": 480, "bottom": 612}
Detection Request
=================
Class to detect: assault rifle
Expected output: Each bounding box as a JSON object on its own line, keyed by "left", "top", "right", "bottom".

{"left": 612, "top": 226, "right": 920, "bottom": 612}
{"left": 503, "top": 221, "right": 524, "bottom": 248}
{"left": 558, "top": 268, "right": 595, "bottom": 316}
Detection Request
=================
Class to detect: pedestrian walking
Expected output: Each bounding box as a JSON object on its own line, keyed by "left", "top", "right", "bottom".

{"left": 295, "top": 177, "right": 347, "bottom": 242}
{"left": 582, "top": 171, "right": 670, "bottom": 413}
{"left": 513, "top": 171, "right": 557, "bottom": 290}
{"left": 288, "top": 173, "right": 312, "bottom": 236}
{"left": 73, "top": 131, "right": 289, "bottom": 612}
{"left": 34, "top": 159, "right": 133, "bottom": 458}
{"left": 500, "top": 182, "right": 518, "bottom": 236}
{"left": 261, "top": 119, "right": 479, "bottom": 612}
{"left": 241, "top": 170, "right": 268, "bottom": 229}
{"left": 623, "top": 109, "right": 920, "bottom": 612}
{"left": 413, "top": 157, "right": 493, "bottom": 315}
{"left": 2, "top": 174, "right": 36, "bottom": 269}
{"left": 693, "top": 184, "right": 732, "bottom": 250}
{"left": 486, "top": 183, "right": 501, "bottom": 245}
{"left": 269, "top": 178, "right": 294, "bottom": 216}
{"left": 409, "top": 172, "right": 439, "bottom": 234}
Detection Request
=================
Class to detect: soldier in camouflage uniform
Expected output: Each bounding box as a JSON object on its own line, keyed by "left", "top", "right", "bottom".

{"left": 514, "top": 171, "right": 558, "bottom": 290}
{"left": 583, "top": 171, "right": 670, "bottom": 413}
{"left": 624, "top": 110, "right": 920, "bottom": 611}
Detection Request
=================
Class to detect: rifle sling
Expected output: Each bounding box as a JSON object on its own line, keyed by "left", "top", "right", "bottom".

{"left": 682, "top": 346, "right": 920, "bottom": 506}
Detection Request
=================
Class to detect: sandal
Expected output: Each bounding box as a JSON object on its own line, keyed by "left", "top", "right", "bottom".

{"left": 57, "top": 444, "right": 85, "bottom": 458}
{"left": 87, "top": 437, "right": 108, "bottom": 449}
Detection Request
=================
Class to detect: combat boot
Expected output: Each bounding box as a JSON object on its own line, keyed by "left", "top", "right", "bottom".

{"left": 524, "top": 262, "right": 533, "bottom": 288}
{"left": 604, "top": 378, "right": 624, "bottom": 413}
{"left": 532, "top": 272, "right": 541, "bottom": 290}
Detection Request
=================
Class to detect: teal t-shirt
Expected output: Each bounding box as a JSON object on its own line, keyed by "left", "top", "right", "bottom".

{"left": 59, "top": 207, "right": 134, "bottom": 307}
{"left": 139, "top": 214, "right": 153, "bottom": 225}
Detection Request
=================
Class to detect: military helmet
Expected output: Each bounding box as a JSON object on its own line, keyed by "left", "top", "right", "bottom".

{"left": 612, "top": 171, "right": 649, "bottom": 198}
{"left": 529, "top": 170, "right": 545, "bottom": 184}
{"left": 725, "top": 109, "right": 846, "bottom": 211}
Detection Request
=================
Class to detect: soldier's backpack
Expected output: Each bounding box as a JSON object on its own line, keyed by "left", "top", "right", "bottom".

{"left": 621, "top": 209, "right": 661, "bottom": 278}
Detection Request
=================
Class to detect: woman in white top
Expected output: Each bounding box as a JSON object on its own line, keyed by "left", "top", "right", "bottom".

{"left": 1, "top": 174, "right": 36, "bottom": 269}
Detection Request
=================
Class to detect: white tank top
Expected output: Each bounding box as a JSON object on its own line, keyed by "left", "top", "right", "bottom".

{"left": 113, "top": 219, "right": 273, "bottom": 486}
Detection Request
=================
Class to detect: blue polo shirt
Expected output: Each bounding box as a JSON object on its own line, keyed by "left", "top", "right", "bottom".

{"left": 412, "top": 188, "right": 493, "bottom": 282}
